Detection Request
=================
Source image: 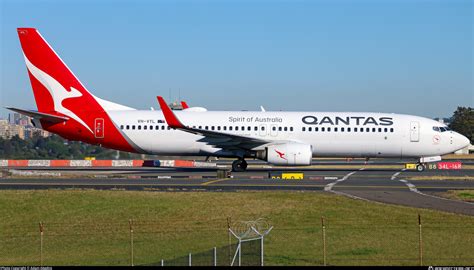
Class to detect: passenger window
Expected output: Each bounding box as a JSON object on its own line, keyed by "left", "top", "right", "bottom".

{"left": 290, "top": 127, "right": 293, "bottom": 131}
{"left": 390, "top": 128, "right": 394, "bottom": 132}
{"left": 229, "top": 126, "right": 233, "bottom": 131}
{"left": 378, "top": 128, "right": 382, "bottom": 132}
{"left": 315, "top": 127, "right": 319, "bottom": 132}
{"left": 262, "top": 126, "right": 266, "bottom": 131}
{"left": 334, "top": 127, "right": 338, "bottom": 132}
{"left": 308, "top": 127, "right": 312, "bottom": 132}
{"left": 126, "top": 125, "right": 130, "bottom": 130}
{"left": 302, "top": 127, "right": 306, "bottom": 132}
{"left": 144, "top": 125, "right": 147, "bottom": 130}
{"left": 283, "top": 127, "right": 287, "bottom": 131}
{"left": 205, "top": 126, "right": 209, "bottom": 130}
{"left": 341, "top": 127, "right": 344, "bottom": 132}
{"left": 241, "top": 126, "right": 245, "bottom": 131}
{"left": 347, "top": 127, "right": 351, "bottom": 132}
{"left": 248, "top": 126, "right": 251, "bottom": 131}
{"left": 167, "top": 126, "right": 171, "bottom": 130}
{"left": 354, "top": 127, "right": 358, "bottom": 132}
{"left": 120, "top": 125, "right": 124, "bottom": 129}
{"left": 272, "top": 126, "right": 276, "bottom": 131}
{"left": 235, "top": 126, "right": 239, "bottom": 131}
{"left": 327, "top": 127, "right": 331, "bottom": 132}
{"left": 138, "top": 125, "right": 141, "bottom": 130}
{"left": 161, "top": 126, "right": 165, "bottom": 130}
{"left": 155, "top": 126, "right": 159, "bottom": 130}
{"left": 384, "top": 128, "right": 388, "bottom": 132}
{"left": 217, "top": 126, "right": 221, "bottom": 131}
{"left": 223, "top": 126, "right": 227, "bottom": 131}
{"left": 366, "top": 128, "right": 370, "bottom": 132}
{"left": 278, "top": 127, "right": 282, "bottom": 131}
{"left": 254, "top": 126, "right": 258, "bottom": 131}
{"left": 322, "top": 127, "right": 325, "bottom": 132}
{"left": 211, "top": 126, "right": 215, "bottom": 130}
{"left": 372, "top": 128, "right": 376, "bottom": 132}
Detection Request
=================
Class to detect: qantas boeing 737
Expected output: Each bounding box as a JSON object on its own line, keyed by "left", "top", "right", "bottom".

{"left": 7, "top": 28, "right": 470, "bottom": 172}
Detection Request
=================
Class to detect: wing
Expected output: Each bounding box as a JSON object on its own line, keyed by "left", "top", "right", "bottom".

{"left": 6, "top": 107, "right": 69, "bottom": 123}
{"left": 157, "top": 96, "right": 269, "bottom": 151}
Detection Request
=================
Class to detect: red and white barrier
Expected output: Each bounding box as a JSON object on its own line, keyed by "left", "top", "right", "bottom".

{"left": 0, "top": 159, "right": 216, "bottom": 168}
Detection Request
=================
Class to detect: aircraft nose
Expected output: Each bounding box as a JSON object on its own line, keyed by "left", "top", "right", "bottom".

{"left": 454, "top": 132, "right": 471, "bottom": 150}
{"left": 459, "top": 134, "right": 470, "bottom": 148}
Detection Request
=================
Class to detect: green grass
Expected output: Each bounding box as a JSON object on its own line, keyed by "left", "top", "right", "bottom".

{"left": 0, "top": 190, "right": 473, "bottom": 266}
{"left": 440, "top": 190, "right": 474, "bottom": 202}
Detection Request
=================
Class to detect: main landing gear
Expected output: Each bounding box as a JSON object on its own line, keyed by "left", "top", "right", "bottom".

{"left": 232, "top": 159, "right": 248, "bottom": 172}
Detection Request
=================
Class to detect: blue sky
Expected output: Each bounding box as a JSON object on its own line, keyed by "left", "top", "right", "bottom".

{"left": 1, "top": 0, "right": 472, "bottom": 118}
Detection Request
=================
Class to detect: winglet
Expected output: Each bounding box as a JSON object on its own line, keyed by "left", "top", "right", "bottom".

{"left": 181, "top": 101, "right": 189, "bottom": 109}
{"left": 157, "top": 96, "right": 185, "bottom": 128}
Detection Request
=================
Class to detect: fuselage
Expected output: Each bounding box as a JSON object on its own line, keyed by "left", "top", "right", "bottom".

{"left": 98, "top": 110, "right": 468, "bottom": 159}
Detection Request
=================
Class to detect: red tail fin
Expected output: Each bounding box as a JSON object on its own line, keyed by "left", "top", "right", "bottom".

{"left": 18, "top": 28, "right": 107, "bottom": 134}
{"left": 17, "top": 28, "right": 137, "bottom": 153}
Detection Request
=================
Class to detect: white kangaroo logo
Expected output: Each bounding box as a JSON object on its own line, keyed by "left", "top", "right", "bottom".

{"left": 24, "top": 55, "right": 93, "bottom": 134}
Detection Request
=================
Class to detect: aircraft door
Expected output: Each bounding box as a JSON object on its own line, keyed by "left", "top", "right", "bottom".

{"left": 410, "top": 121, "right": 419, "bottom": 142}
{"left": 94, "top": 118, "right": 104, "bottom": 138}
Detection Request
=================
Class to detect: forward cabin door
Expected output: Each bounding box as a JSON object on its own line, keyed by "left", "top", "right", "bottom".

{"left": 410, "top": 121, "right": 419, "bottom": 142}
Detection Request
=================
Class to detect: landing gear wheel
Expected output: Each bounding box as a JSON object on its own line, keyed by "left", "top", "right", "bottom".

{"left": 232, "top": 159, "right": 248, "bottom": 172}
{"left": 416, "top": 163, "right": 425, "bottom": 172}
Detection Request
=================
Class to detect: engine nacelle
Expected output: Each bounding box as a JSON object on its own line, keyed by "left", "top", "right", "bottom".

{"left": 263, "top": 143, "right": 313, "bottom": 166}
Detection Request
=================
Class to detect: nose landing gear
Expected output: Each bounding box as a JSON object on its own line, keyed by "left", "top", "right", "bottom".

{"left": 232, "top": 159, "right": 248, "bottom": 172}
{"left": 416, "top": 163, "right": 426, "bottom": 172}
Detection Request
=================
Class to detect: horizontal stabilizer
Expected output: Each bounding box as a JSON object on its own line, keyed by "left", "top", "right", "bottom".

{"left": 6, "top": 107, "right": 69, "bottom": 123}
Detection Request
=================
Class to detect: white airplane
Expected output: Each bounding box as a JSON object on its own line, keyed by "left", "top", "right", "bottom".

{"left": 8, "top": 28, "right": 470, "bottom": 172}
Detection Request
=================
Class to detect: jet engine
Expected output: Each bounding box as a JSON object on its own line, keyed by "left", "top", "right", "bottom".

{"left": 257, "top": 143, "right": 313, "bottom": 166}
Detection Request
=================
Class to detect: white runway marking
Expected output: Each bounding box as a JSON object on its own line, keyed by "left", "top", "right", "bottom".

{"left": 390, "top": 169, "right": 474, "bottom": 205}
{"left": 324, "top": 168, "right": 369, "bottom": 201}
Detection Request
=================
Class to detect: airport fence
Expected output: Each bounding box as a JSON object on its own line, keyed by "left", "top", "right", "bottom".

{"left": 0, "top": 215, "right": 473, "bottom": 266}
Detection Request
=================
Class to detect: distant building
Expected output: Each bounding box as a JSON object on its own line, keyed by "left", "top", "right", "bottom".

{"left": 0, "top": 120, "right": 25, "bottom": 139}
{"left": 434, "top": 117, "right": 451, "bottom": 125}
{"left": 8, "top": 113, "right": 21, "bottom": 125}
{"left": 0, "top": 117, "right": 50, "bottom": 139}
{"left": 169, "top": 101, "right": 184, "bottom": 110}
{"left": 0, "top": 120, "right": 8, "bottom": 138}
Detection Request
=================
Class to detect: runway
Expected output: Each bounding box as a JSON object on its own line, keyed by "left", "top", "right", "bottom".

{"left": 1, "top": 164, "right": 473, "bottom": 216}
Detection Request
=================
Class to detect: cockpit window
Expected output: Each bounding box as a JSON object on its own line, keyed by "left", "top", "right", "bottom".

{"left": 433, "top": 126, "right": 451, "bottom": 132}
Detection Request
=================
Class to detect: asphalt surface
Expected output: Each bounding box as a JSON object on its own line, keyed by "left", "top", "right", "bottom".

{"left": 1, "top": 164, "right": 473, "bottom": 216}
